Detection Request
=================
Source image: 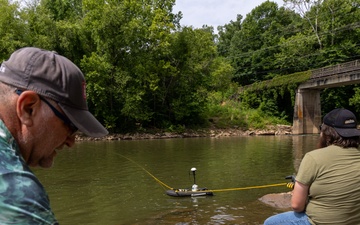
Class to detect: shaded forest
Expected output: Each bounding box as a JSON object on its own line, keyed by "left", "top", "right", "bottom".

{"left": 1, "top": 0, "right": 360, "bottom": 133}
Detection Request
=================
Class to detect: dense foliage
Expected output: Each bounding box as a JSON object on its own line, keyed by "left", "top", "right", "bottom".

{"left": 218, "top": 0, "right": 360, "bottom": 121}
{"left": 1, "top": 0, "right": 360, "bottom": 132}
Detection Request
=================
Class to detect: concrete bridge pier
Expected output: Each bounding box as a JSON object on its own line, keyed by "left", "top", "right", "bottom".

{"left": 292, "top": 89, "right": 321, "bottom": 134}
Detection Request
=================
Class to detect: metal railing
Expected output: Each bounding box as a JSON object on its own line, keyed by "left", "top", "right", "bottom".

{"left": 310, "top": 60, "right": 360, "bottom": 79}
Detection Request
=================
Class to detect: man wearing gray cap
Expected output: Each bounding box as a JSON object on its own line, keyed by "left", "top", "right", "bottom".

{"left": 0, "top": 47, "right": 108, "bottom": 224}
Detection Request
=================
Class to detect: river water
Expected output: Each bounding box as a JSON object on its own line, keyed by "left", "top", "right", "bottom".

{"left": 34, "top": 135, "right": 319, "bottom": 225}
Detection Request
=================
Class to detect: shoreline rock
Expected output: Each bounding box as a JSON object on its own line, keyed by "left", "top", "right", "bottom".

{"left": 259, "top": 192, "right": 292, "bottom": 209}
{"left": 76, "top": 125, "right": 292, "bottom": 141}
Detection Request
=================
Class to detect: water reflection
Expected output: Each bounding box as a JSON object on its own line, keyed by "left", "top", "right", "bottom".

{"left": 34, "top": 135, "right": 318, "bottom": 225}
{"left": 292, "top": 135, "right": 319, "bottom": 173}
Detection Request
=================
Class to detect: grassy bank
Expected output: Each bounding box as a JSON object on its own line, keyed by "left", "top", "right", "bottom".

{"left": 205, "top": 97, "right": 290, "bottom": 130}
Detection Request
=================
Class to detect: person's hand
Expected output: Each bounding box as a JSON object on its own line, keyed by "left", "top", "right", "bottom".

{"left": 285, "top": 175, "right": 296, "bottom": 189}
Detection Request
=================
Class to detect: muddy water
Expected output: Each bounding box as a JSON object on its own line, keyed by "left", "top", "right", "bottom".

{"left": 34, "top": 135, "right": 318, "bottom": 225}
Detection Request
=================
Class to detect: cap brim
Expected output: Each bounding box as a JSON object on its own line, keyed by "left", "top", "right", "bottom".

{"left": 334, "top": 127, "right": 360, "bottom": 138}
{"left": 59, "top": 104, "right": 108, "bottom": 138}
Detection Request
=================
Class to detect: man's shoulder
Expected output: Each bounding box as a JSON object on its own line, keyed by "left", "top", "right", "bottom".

{"left": 0, "top": 141, "right": 26, "bottom": 172}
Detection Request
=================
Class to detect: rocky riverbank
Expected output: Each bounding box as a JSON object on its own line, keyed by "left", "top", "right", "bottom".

{"left": 76, "top": 124, "right": 292, "bottom": 141}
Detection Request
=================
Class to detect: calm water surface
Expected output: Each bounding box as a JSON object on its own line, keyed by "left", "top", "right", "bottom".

{"left": 34, "top": 135, "right": 319, "bottom": 225}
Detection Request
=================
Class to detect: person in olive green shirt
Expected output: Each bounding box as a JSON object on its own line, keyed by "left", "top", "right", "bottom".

{"left": 264, "top": 108, "right": 360, "bottom": 225}
{"left": 0, "top": 47, "right": 108, "bottom": 224}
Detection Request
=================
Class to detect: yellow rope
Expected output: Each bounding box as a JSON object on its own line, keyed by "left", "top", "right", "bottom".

{"left": 207, "top": 183, "right": 287, "bottom": 192}
{"left": 115, "top": 153, "right": 172, "bottom": 190}
{"left": 115, "top": 153, "right": 287, "bottom": 193}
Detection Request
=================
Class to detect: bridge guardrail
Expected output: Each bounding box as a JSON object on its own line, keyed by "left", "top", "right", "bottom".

{"left": 310, "top": 60, "right": 360, "bottom": 79}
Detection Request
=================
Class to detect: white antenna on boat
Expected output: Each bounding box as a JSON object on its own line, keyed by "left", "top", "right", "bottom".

{"left": 191, "top": 167, "right": 198, "bottom": 191}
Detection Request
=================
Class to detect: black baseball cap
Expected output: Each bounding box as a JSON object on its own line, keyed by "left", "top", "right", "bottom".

{"left": 0, "top": 47, "right": 108, "bottom": 137}
{"left": 323, "top": 108, "right": 360, "bottom": 137}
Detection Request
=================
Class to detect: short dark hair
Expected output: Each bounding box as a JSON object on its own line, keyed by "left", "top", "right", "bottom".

{"left": 318, "top": 124, "right": 360, "bottom": 148}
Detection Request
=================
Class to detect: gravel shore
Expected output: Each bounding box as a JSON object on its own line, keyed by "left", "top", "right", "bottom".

{"left": 76, "top": 125, "right": 292, "bottom": 141}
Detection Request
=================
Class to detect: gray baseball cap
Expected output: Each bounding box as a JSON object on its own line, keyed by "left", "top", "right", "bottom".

{"left": 0, "top": 47, "right": 108, "bottom": 137}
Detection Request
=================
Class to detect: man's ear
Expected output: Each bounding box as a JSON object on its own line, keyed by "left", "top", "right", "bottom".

{"left": 16, "top": 91, "right": 42, "bottom": 127}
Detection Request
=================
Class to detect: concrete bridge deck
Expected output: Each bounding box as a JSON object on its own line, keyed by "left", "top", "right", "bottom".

{"left": 293, "top": 60, "right": 360, "bottom": 134}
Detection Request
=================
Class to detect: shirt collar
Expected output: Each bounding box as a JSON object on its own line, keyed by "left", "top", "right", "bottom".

{"left": 0, "top": 120, "right": 19, "bottom": 152}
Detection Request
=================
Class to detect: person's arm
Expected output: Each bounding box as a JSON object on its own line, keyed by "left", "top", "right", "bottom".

{"left": 291, "top": 181, "right": 309, "bottom": 212}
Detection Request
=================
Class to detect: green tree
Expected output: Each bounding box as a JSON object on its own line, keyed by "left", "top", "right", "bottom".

{"left": 274, "top": 33, "right": 318, "bottom": 74}
{"left": 217, "top": 14, "right": 242, "bottom": 57}
{"left": 42, "top": 0, "right": 83, "bottom": 21}
{"left": 152, "top": 27, "right": 220, "bottom": 126}
{"left": 227, "top": 1, "right": 301, "bottom": 85}
{"left": 80, "top": 0, "right": 185, "bottom": 131}
{"left": 20, "top": 3, "right": 57, "bottom": 51}
{"left": 284, "top": 0, "right": 324, "bottom": 48}
{"left": 0, "top": 0, "right": 27, "bottom": 60}
{"left": 349, "top": 86, "right": 360, "bottom": 112}
{"left": 322, "top": 86, "right": 357, "bottom": 114}
{"left": 283, "top": 0, "right": 360, "bottom": 66}
{"left": 316, "top": 0, "right": 360, "bottom": 65}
